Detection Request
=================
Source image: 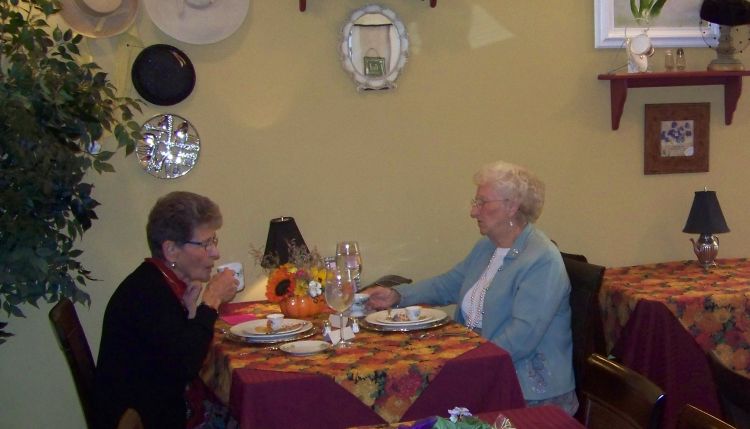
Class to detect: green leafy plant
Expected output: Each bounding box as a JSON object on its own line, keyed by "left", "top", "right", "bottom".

{"left": 630, "top": 0, "right": 669, "bottom": 23}
{"left": 0, "top": 0, "right": 143, "bottom": 343}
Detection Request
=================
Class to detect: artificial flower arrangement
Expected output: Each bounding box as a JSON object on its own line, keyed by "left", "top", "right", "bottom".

{"left": 264, "top": 262, "right": 327, "bottom": 303}
{"left": 251, "top": 242, "right": 329, "bottom": 317}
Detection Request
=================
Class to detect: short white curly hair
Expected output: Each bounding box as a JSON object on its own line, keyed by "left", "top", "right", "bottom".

{"left": 473, "top": 160, "right": 545, "bottom": 223}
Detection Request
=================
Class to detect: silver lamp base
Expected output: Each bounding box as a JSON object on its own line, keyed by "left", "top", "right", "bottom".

{"left": 690, "top": 234, "right": 720, "bottom": 269}
{"left": 707, "top": 26, "right": 745, "bottom": 71}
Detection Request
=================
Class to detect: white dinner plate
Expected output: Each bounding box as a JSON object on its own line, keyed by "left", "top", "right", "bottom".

{"left": 366, "top": 308, "right": 447, "bottom": 327}
{"left": 229, "top": 319, "right": 312, "bottom": 340}
{"left": 279, "top": 340, "right": 332, "bottom": 356}
{"left": 375, "top": 311, "right": 434, "bottom": 325}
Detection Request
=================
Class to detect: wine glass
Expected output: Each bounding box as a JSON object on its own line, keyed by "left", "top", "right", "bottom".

{"left": 335, "top": 241, "right": 362, "bottom": 291}
{"left": 324, "top": 267, "right": 355, "bottom": 348}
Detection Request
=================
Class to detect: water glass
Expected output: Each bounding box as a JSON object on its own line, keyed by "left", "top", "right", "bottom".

{"left": 336, "top": 241, "right": 362, "bottom": 290}
{"left": 324, "top": 267, "right": 355, "bottom": 348}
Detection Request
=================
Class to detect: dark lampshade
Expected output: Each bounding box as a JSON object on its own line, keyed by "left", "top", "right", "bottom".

{"left": 683, "top": 190, "right": 730, "bottom": 234}
{"left": 700, "top": 0, "right": 750, "bottom": 26}
{"left": 261, "top": 217, "right": 309, "bottom": 268}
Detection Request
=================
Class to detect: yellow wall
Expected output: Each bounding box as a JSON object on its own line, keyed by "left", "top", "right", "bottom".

{"left": 3, "top": 1, "right": 749, "bottom": 427}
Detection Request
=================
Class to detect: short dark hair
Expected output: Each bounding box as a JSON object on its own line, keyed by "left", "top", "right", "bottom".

{"left": 146, "top": 191, "right": 222, "bottom": 258}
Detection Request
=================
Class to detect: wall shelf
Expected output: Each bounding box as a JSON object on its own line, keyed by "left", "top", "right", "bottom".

{"left": 597, "top": 70, "right": 750, "bottom": 130}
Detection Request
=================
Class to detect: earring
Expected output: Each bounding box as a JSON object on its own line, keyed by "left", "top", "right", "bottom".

{"left": 509, "top": 219, "right": 514, "bottom": 228}
{"left": 169, "top": 261, "right": 177, "bottom": 269}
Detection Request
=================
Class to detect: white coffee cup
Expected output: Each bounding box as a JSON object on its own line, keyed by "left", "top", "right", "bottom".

{"left": 267, "top": 313, "right": 284, "bottom": 331}
{"left": 350, "top": 293, "right": 370, "bottom": 318}
{"left": 217, "top": 262, "right": 244, "bottom": 291}
{"left": 406, "top": 305, "right": 422, "bottom": 321}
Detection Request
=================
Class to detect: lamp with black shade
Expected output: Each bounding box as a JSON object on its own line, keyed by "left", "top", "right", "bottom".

{"left": 700, "top": 0, "right": 750, "bottom": 71}
{"left": 261, "top": 217, "right": 309, "bottom": 269}
{"left": 683, "top": 189, "right": 730, "bottom": 269}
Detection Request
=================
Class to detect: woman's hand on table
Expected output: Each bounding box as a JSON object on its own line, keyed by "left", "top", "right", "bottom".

{"left": 201, "top": 269, "right": 237, "bottom": 311}
{"left": 364, "top": 286, "right": 401, "bottom": 310}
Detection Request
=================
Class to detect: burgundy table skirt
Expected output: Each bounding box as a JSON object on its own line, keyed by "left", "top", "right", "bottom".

{"left": 229, "top": 342, "right": 525, "bottom": 429}
{"left": 611, "top": 299, "right": 723, "bottom": 429}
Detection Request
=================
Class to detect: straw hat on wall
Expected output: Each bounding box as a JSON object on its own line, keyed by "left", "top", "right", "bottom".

{"left": 59, "top": 0, "right": 138, "bottom": 38}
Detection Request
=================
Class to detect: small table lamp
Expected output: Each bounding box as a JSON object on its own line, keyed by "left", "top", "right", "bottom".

{"left": 261, "top": 217, "right": 309, "bottom": 268}
{"left": 700, "top": 0, "right": 750, "bottom": 71}
{"left": 683, "top": 189, "right": 730, "bottom": 269}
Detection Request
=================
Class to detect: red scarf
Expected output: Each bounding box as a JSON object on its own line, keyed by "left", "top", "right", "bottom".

{"left": 145, "top": 257, "right": 188, "bottom": 306}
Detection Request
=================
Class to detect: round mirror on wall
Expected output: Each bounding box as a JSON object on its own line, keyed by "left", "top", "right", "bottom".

{"left": 340, "top": 5, "right": 408, "bottom": 91}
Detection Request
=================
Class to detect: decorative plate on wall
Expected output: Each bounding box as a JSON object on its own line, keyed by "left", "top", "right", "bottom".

{"left": 136, "top": 114, "right": 200, "bottom": 179}
{"left": 340, "top": 5, "right": 409, "bottom": 91}
{"left": 131, "top": 44, "right": 196, "bottom": 106}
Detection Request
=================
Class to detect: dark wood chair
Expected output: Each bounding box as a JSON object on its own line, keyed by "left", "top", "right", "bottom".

{"left": 677, "top": 404, "right": 736, "bottom": 429}
{"left": 707, "top": 351, "right": 750, "bottom": 429}
{"left": 580, "top": 353, "right": 666, "bottom": 429}
{"left": 561, "top": 255, "right": 607, "bottom": 415}
{"left": 361, "top": 274, "right": 413, "bottom": 290}
{"left": 561, "top": 251, "right": 589, "bottom": 263}
{"left": 49, "top": 298, "right": 97, "bottom": 428}
{"left": 49, "top": 298, "right": 143, "bottom": 429}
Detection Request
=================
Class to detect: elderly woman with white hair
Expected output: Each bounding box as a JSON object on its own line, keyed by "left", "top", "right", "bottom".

{"left": 367, "top": 160, "right": 577, "bottom": 415}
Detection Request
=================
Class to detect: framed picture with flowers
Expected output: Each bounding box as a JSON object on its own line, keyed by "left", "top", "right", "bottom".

{"left": 644, "top": 103, "right": 710, "bottom": 175}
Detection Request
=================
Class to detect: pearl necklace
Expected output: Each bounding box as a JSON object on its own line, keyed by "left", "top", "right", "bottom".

{"left": 465, "top": 248, "right": 505, "bottom": 330}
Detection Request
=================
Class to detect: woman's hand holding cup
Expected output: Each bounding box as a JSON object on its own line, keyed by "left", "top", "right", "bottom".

{"left": 202, "top": 269, "right": 237, "bottom": 310}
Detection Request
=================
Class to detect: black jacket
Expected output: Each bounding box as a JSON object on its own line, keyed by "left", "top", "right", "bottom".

{"left": 94, "top": 261, "right": 217, "bottom": 428}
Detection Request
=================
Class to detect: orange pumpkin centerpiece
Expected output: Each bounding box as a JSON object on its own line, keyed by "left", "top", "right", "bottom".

{"left": 279, "top": 295, "right": 328, "bottom": 318}
{"left": 265, "top": 262, "right": 328, "bottom": 319}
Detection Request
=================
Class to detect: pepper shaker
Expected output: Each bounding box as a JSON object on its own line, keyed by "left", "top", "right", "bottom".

{"left": 676, "top": 48, "right": 686, "bottom": 71}
{"left": 664, "top": 49, "right": 675, "bottom": 71}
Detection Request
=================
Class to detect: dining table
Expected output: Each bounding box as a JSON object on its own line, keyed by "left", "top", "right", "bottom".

{"left": 199, "top": 301, "right": 526, "bottom": 429}
{"left": 599, "top": 258, "right": 750, "bottom": 429}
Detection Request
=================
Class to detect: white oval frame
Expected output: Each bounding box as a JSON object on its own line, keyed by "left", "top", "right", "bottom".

{"left": 340, "top": 5, "right": 409, "bottom": 91}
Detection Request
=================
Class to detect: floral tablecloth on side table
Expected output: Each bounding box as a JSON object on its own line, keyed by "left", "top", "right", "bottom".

{"left": 600, "top": 258, "right": 750, "bottom": 374}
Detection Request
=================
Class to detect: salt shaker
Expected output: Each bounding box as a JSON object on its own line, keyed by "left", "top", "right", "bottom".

{"left": 676, "top": 48, "right": 686, "bottom": 71}
{"left": 664, "top": 49, "right": 675, "bottom": 71}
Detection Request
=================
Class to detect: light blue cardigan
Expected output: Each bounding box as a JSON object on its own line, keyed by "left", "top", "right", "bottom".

{"left": 394, "top": 224, "right": 575, "bottom": 401}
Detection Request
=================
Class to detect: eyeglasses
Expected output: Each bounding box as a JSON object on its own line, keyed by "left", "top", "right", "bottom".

{"left": 470, "top": 198, "right": 506, "bottom": 209}
{"left": 184, "top": 235, "right": 219, "bottom": 251}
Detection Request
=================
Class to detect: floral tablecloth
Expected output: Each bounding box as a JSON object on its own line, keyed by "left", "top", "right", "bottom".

{"left": 600, "top": 258, "right": 750, "bottom": 375}
{"left": 200, "top": 301, "right": 523, "bottom": 427}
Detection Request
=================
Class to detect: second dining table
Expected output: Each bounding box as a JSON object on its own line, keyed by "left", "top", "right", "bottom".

{"left": 199, "top": 301, "right": 526, "bottom": 429}
{"left": 599, "top": 258, "right": 750, "bottom": 429}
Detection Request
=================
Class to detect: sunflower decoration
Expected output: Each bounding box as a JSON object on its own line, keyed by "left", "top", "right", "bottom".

{"left": 255, "top": 243, "right": 327, "bottom": 303}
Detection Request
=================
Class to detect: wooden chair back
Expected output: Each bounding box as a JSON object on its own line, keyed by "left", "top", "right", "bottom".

{"left": 580, "top": 353, "right": 666, "bottom": 429}
{"left": 562, "top": 255, "right": 607, "bottom": 391}
{"left": 707, "top": 351, "right": 750, "bottom": 429}
{"left": 677, "top": 404, "right": 736, "bottom": 429}
{"left": 49, "top": 298, "right": 96, "bottom": 428}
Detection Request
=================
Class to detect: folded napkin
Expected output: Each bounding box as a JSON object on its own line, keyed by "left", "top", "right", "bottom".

{"left": 220, "top": 313, "right": 258, "bottom": 325}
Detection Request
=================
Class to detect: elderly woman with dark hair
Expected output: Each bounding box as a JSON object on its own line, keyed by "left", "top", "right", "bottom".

{"left": 367, "top": 161, "right": 577, "bottom": 415}
{"left": 95, "top": 191, "right": 237, "bottom": 429}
